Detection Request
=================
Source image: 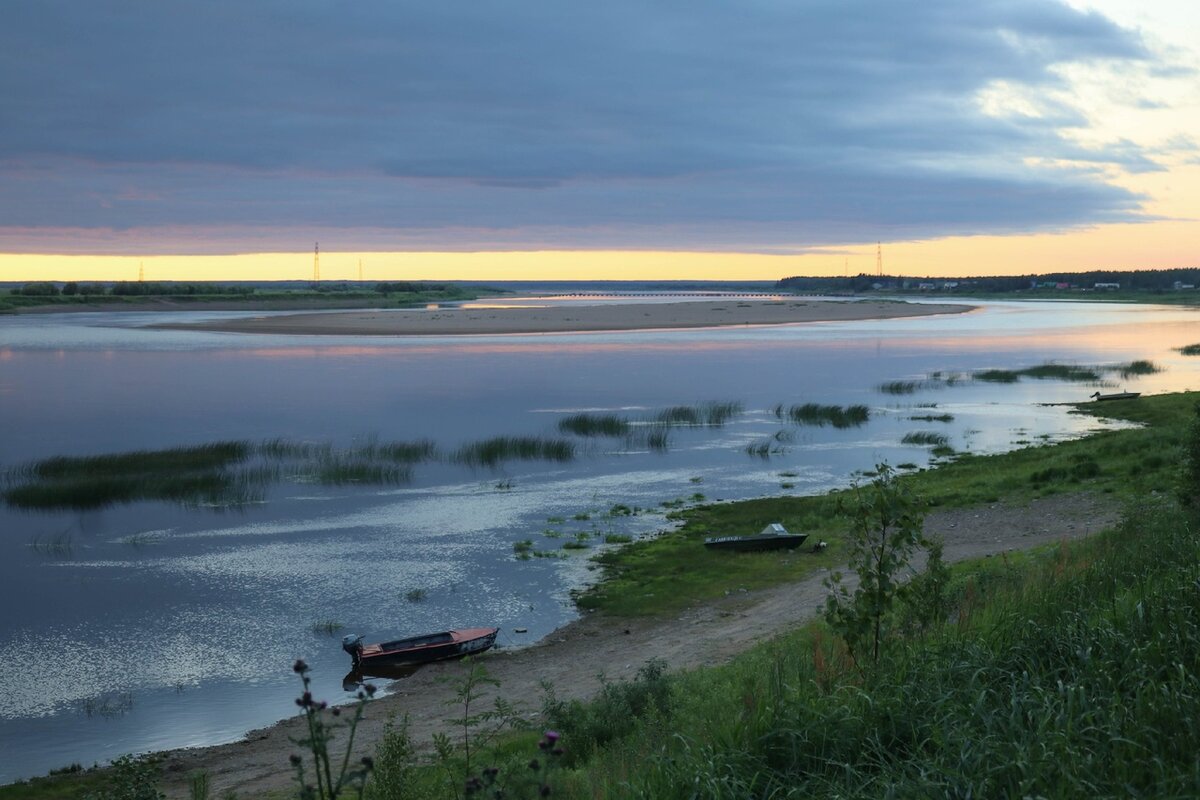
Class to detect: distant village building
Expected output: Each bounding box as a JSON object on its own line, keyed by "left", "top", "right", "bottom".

{"left": 1094, "top": 282, "right": 1120, "bottom": 290}
{"left": 1174, "top": 281, "right": 1195, "bottom": 290}
{"left": 917, "top": 282, "right": 937, "bottom": 291}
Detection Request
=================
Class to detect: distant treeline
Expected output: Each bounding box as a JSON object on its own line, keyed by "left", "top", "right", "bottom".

{"left": 777, "top": 268, "right": 1200, "bottom": 293}
{"left": 10, "top": 280, "right": 461, "bottom": 297}
{"left": 15, "top": 281, "right": 255, "bottom": 297}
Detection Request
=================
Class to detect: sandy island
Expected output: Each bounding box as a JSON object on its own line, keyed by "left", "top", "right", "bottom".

{"left": 153, "top": 299, "right": 973, "bottom": 336}
{"left": 157, "top": 493, "right": 1114, "bottom": 799}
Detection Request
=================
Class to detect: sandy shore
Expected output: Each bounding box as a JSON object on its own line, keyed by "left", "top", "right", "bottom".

{"left": 153, "top": 299, "right": 973, "bottom": 336}
{"left": 157, "top": 492, "right": 1115, "bottom": 798}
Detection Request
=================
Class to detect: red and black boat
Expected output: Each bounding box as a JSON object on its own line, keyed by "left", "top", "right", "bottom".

{"left": 342, "top": 627, "right": 499, "bottom": 669}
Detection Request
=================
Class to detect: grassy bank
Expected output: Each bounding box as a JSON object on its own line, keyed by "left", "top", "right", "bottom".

{"left": 551, "top": 498, "right": 1200, "bottom": 798}
{"left": 575, "top": 392, "right": 1194, "bottom": 617}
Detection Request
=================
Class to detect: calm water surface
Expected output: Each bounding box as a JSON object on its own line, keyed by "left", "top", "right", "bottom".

{"left": 1, "top": 297, "right": 1198, "bottom": 781}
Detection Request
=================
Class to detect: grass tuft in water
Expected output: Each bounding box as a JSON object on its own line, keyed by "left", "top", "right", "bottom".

{"left": 902, "top": 431, "right": 949, "bottom": 447}
{"left": 558, "top": 413, "right": 631, "bottom": 437}
{"left": 1115, "top": 359, "right": 1161, "bottom": 378}
{"left": 1177, "top": 343, "right": 1200, "bottom": 356}
{"left": 786, "top": 403, "right": 870, "bottom": 428}
{"left": 452, "top": 436, "right": 575, "bottom": 467}
{"left": 878, "top": 380, "right": 922, "bottom": 395}
{"left": 655, "top": 401, "right": 743, "bottom": 427}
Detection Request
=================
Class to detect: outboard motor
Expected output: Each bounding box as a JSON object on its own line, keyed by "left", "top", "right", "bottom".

{"left": 341, "top": 634, "right": 364, "bottom": 657}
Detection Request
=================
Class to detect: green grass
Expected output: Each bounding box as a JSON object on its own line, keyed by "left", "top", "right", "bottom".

{"left": 0, "top": 764, "right": 110, "bottom": 800}
{"left": 575, "top": 391, "right": 1197, "bottom": 618}
{"left": 785, "top": 403, "right": 870, "bottom": 428}
{"left": 557, "top": 413, "right": 631, "bottom": 437}
{"left": 556, "top": 500, "right": 1200, "bottom": 798}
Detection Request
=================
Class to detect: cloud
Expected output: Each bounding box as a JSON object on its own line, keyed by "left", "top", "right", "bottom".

{"left": 0, "top": 0, "right": 1169, "bottom": 253}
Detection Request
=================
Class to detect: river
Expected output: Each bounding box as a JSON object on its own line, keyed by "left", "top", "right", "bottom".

{"left": 0, "top": 295, "right": 1197, "bottom": 782}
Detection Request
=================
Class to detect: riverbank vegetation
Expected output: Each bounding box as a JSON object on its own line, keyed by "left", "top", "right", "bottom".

{"left": 575, "top": 392, "right": 1191, "bottom": 618}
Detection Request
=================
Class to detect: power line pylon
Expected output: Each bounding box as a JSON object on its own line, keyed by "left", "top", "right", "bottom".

{"left": 313, "top": 243, "right": 320, "bottom": 282}
{"left": 876, "top": 242, "right": 883, "bottom": 277}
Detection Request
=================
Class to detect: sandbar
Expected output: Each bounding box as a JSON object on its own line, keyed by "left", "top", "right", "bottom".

{"left": 156, "top": 299, "right": 973, "bottom": 336}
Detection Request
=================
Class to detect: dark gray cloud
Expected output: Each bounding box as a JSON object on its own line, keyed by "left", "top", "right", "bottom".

{"left": 0, "top": 0, "right": 1160, "bottom": 253}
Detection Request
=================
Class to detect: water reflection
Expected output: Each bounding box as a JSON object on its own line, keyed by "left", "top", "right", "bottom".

{"left": 342, "top": 664, "right": 421, "bottom": 693}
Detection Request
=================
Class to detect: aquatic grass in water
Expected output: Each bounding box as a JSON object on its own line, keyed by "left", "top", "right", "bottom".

{"left": 452, "top": 436, "right": 575, "bottom": 467}
{"left": 902, "top": 431, "right": 949, "bottom": 447}
{"left": 353, "top": 438, "right": 438, "bottom": 463}
{"left": 973, "top": 361, "right": 1158, "bottom": 385}
{"left": 910, "top": 413, "right": 954, "bottom": 423}
{"left": 310, "top": 620, "right": 344, "bottom": 636}
{"left": 557, "top": 413, "right": 631, "bottom": 437}
{"left": 654, "top": 401, "right": 743, "bottom": 427}
{"left": 15, "top": 441, "right": 252, "bottom": 482}
{"left": 878, "top": 380, "right": 922, "bottom": 395}
{"left": 785, "top": 403, "right": 870, "bottom": 428}
{"left": 3, "top": 469, "right": 270, "bottom": 510}
{"left": 309, "top": 459, "right": 412, "bottom": 486}
{"left": 1177, "top": 343, "right": 1200, "bottom": 356}
{"left": 1116, "top": 359, "right": 1160, "bottom": 378}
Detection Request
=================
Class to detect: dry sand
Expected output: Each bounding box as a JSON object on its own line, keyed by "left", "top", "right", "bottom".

{"left": 158, "top": 492, "right": 1117, "bottom": 798}
{"left": 155, "top": 299, "right": 973, "bottom": 336}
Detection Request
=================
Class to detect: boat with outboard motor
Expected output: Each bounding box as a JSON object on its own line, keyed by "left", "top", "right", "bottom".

{"left": 342, "top": 627, "right": 499, "bottom": 669}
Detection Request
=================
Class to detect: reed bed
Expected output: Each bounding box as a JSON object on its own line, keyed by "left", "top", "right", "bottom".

{"left": 785, "top": 403, "right": 870, "bottom": 428}
{"left": 558, "top": 413, "right": 631, "bottom": 437}
{"left": 12, "top": 441, "right": 251, "bottom": 482}
{"left": 452, "top": 436, "right": 576, "bottom": 467}
{"left": 655, "top": 401, "right": 743, "bottom": 427}
{"left": 902, "top": 430, "right": 949, "bottom": 447}
{"left": 973, "top": 360, "right": 1161, "bottom": 385}
{"left": 1177, "top": 343, "right": 1200, "bottom": 356}
{"left": 877, "top": 380, "right": 922, "bottom": 394}
{"left": 354, "top": 439, "right": 438, "bottom": 463}
{"left": 910, "top": 413, "right": 954, "bottom": 422}
{"left": 1116, "top": 359, "right": 1161, "bottom": 377}
{"left": 310, "top": 460, "right": 412, "bottom": 486}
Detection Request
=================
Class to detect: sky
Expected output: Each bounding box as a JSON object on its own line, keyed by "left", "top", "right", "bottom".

{"left": 0, "top": 0, "right": 1197, "bottom": 282}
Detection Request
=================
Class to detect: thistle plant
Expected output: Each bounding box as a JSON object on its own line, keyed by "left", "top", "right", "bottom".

{"left": 288, "top": 659, "right": 375, "bottom": 799}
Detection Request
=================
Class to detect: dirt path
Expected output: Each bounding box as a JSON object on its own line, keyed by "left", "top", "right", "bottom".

{"left": 159, "top": 492, "right": 1119, "bottom": 798}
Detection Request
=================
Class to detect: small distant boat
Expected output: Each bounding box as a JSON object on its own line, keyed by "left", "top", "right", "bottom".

{"left": 1090, "top": 391, "right": 1141, "bottom": 401}
{"left": 342, "top": 627, "right": 498, "bottom": 669}
{"left": 704, "top": 523, "right": 808, "bottom": 552}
